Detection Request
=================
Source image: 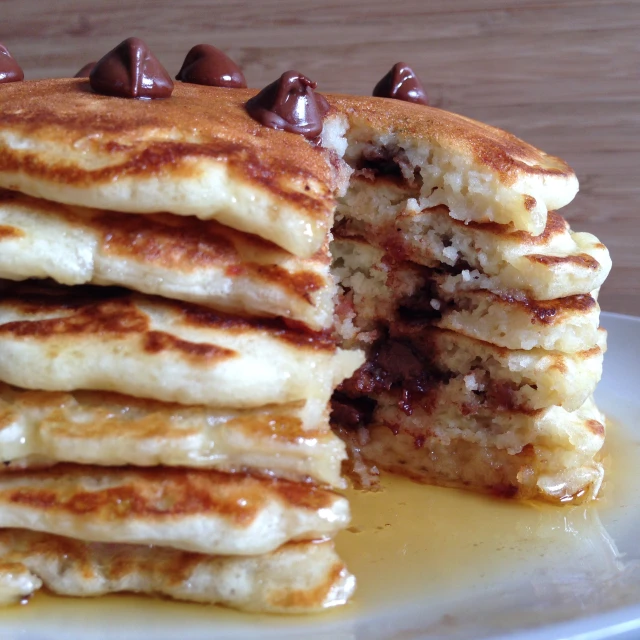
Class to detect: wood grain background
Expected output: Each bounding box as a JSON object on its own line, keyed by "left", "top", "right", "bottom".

{"left": 3, "top": 0, "right": 638, "bottom": 313}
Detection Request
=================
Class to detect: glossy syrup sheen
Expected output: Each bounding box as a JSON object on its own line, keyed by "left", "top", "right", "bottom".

{"left": 1, "top": 414, "right": 638, "bottom": 635}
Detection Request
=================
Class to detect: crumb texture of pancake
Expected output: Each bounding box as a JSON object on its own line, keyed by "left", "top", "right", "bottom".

{"left": 330, "top": 229, "right": 607, "bottom": 502}
{"left": 340, "top": 397, "right": 605, "bottom": 503}
{"left": 329, "top": 132, "right": 609, "bottom": 503}
{"left": 0, "top": 188, "right": 335, "bottom": 330}
{"left": 336, "top": 178, "right": 611, "bottom": 300}
{"left": 0, "top": 384, "right": 346, "bottom": 488}
{"left": 0, "top": 531, "right": 354, "bottom": 613}
{"left": 0, "top": 465, "right": 350, "bottom": 555}
{"left": 328, "top": 93, "right": 579, "bottom": 235}
{"left": 332, "top": 238, "right": 602, "bottom": 353}
{"left": 0, "top": 79, "right": 349, "bottom": 258}
{"left": 0, "top": 280, "right": 364, "bottom": 408}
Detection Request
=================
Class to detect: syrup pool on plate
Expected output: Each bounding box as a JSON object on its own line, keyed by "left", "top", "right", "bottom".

{"left": 2, "top": 413, "right": 640, "bottom": 639}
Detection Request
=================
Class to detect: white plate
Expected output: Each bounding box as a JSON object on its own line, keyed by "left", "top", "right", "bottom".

{"left": 1, "top": 311, "right": 640, "bottom": 640}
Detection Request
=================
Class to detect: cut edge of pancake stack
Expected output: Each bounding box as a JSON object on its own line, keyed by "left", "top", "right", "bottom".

{"left": 327, "top": 79, "right": 611, "bottom": 503}
{"left": 0, "top": 41, "right": 364, "bottom": 612}
{"left": 0, "top": 43, "right": 612, "bottom": 613}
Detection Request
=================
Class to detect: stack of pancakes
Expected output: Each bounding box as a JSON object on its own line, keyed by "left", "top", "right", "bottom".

{"left": 0, "top": 80, "right": 363, "bottom": 611}
{"left": 328, "top": 95, "right": 611, "bottom": 502}
{"left": 0, "top": 75, "right": 611, "bottom": 611}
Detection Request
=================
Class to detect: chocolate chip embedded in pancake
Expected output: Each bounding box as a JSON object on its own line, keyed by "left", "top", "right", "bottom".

{"left": 332, "top": 237, "right": 602, "bottom": 353}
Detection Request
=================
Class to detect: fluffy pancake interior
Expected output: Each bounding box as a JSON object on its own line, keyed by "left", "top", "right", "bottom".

{"left": 329, "top": 93, "right": 579, "bottom": 235}
{"left": 336, "top": 177, "right": 611, "bottom": 300}
{"left": 328, "top": 143, "right": 607, "bottom": 501}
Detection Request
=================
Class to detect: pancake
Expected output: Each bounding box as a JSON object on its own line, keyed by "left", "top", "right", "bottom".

{"left": 0, "top": 532, "right": 354, "bottom": 612}
{"left": 328, "top": 93, "right": 578, "bottom": 234}
{"left": 430, "top": 284, "right": 600, "bottom": 352}
{"left": 338, "top": 396, "right": 605, "bottom": 503}
{"left": 0, "top": 280, "right": 363, "bottom": 407}
{"left": 0, "top": 188, "right": 334, "bottom": 330}
{"left": 0, "top": 79, "right": 349, "bottom": 258}
{"left": 337, "top": 177, "right": 611, "bottom": 300}
{"left": 0, "top": 384, "right": 345, "bottom": 487}
{"left": 0, "top": 465, "right": 349, "bottom": 555}
{"left": 333, "top": 238, "right": 602, "bottom": 353}
{"left": 334, "top": 326, "right": 605, "bottom": 415}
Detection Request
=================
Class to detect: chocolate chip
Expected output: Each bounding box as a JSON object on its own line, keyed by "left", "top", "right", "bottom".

{"left": 89, "top": 37, "right": 173, "bottom": 99}
{"left": 74, "top": 61, "right": 96, "bottom": 78}
{"left": 0, "top": 44, "right": 24, "bottom": 84}
{"left": 373, "top": 62, "right": 428, "bottom": 105}
{"left": 245, "top": 70, "right": 329, "bottom": 139}
{"left": 376, "top": 340, "right": 424, "bottom": 382}
{"left": 330, "top": 393, "right": 376, "bottom": 428}
{"left": 176, "top": 44, "right": 246, "bottom": 88}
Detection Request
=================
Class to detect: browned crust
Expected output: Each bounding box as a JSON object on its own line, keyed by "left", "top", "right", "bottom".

{"left": 93, "top": 212, "right": 328, "bottom": 303}
{"left": 2, "top": 465, "right": 341, "bottom": 524}
{"left": 482, "top": 291, "right": 597, "bottom": 325}
{"left": 179, "top": 304, "right": 336, "bottom": 349}
{"left": 525, "top": 253, "right": 600, "bottom": 270}
{"left": 0, "top": 297, "right": 150, "bottom": 337}
{"left": 0, "top": 224, "right": 23, "bottom": 239}
{"left": 463, "top": 210, "right": 569, "bottom": 243}
{"left": 328, "top": 94, "right": 576, "bottom": 185}
{"left": 142, "top": 331, "right": 234, "bottom": 362}
{"left": 0, "top": 80, "right": 335, "bottom": 223}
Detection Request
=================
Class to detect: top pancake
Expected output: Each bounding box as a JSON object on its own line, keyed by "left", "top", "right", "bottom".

{"left": 329, "top": 94, "right": 579, "bottom": 235}
{"left": 0, "top": 79, "right": 342, "bottom": 258}
{"left": 0, "top": 79, "right": 578, "bottom": 256}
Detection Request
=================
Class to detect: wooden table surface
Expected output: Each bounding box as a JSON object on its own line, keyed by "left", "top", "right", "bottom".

{"left": 4, "top": 0, "right": 639, "bottom": 314}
